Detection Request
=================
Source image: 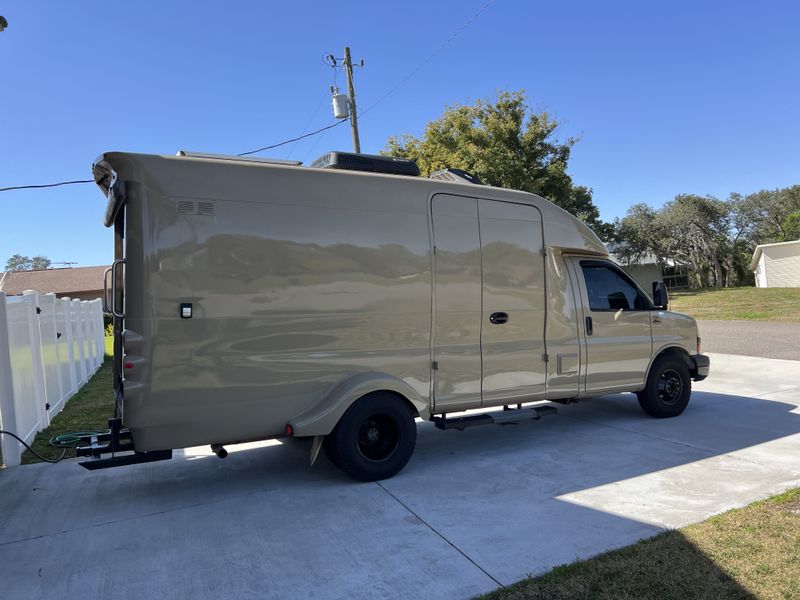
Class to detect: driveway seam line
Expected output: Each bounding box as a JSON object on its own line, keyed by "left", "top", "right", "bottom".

{"left": 375, "top": 481, "right": 503, "bottom": 588}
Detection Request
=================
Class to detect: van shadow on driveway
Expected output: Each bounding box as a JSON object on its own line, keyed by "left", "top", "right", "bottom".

{"left": 1, "top": 361, "right": 799, "bottom": 599}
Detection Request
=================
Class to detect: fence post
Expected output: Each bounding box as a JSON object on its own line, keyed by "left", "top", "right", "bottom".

{"left": 60, "top": 297, "right": 78, "bottom": 396}
{"left": 81, "top": 300, "right": 97, "bottom": 376}
{"left": 72, "top": 299, "right": 88, "bottom": 385}
{"left": 37, "top": 293, "right": 65, "bottom": 424}
{"left": 95, "top": 300, "right": 104, "bottom": 365}
{"left": 22, "top": 290, "right": 49, "bottom": 430}
{"left": 0, "top": 292, "right": 20, "bottom": 467}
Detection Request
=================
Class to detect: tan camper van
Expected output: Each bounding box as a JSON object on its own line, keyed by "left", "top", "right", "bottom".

{"left": 87, "top": 150, "right": 709, "bottom": 480}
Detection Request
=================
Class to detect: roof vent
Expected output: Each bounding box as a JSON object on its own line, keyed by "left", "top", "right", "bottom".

{"left": 311, "top": 152, "right": 420, "bottom": 177}
{"left": 430, "top": 168, "right": 483, "bottom": 185}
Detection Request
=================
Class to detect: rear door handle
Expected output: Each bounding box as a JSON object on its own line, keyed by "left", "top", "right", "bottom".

{"left": 489, "top": 312, "right": 509, "bottom": 325}
{"left": 585, "top": 316, "right": 593, "bottom": 336}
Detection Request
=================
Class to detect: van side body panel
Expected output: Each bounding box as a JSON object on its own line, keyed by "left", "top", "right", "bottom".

{"left": 95, "top": 152, "right": 614, "bottom": 451}
{"left": 114, "top": 156, "right": 434, "bottom": 450}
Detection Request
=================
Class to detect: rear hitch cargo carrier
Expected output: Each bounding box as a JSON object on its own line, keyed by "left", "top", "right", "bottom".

{"left": 76, "top": 417, "right": 172, "bottom": 470}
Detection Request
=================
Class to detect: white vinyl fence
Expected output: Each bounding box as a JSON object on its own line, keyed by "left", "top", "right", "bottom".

{"left": 0, "top": 290, "right": 105, "bottom": 467}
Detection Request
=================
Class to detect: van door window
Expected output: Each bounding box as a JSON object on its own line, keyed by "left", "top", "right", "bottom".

{"left": 580, "top": 262, "right": 652, "bottom": 311}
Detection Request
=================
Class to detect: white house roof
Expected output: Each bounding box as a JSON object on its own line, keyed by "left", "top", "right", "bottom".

{"left": 750, "top": 239, "right": 800, "bottom": 270}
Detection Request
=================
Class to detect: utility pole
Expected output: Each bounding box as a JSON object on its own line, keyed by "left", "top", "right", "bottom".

{"left": 343, "top": 46, "right": 361, "bottom": 153}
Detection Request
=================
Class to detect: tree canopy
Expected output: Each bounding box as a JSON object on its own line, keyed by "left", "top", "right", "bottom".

{"left": 4, "top": 254, "right": 51, "bottom": 271}
{"left": 383, "top": 91, "right": 611, "bottom": 238}
{"left": 612, "top": 185, "right": 800, "bottom": 288}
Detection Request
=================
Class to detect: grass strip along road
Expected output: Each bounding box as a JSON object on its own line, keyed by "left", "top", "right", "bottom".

{"left": 669, "top": 287, "right": 800, "bottom": 321}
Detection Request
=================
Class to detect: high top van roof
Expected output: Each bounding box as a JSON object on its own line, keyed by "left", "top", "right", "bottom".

{"left": 92, "top": 150, "right": 608, "bottom": 257}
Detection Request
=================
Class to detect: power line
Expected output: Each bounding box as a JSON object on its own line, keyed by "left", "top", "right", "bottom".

{"left": 236, "top": 119, "right": 347, "bottom": 157}
{"left": 0, "top": 179, "right": 93, "bottom": 192}
{"left": 359, "top": 0, "right": 496, "bottom": 118}
{"left": 0, "top": 120, "right": 350, "bottom": 192}
{"left": 286, "top": 88, "right": 333, "bottom": 159}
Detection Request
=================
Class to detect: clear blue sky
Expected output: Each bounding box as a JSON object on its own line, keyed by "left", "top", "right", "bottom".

{"left": 2, "top": 0, "right": 798, "bottom": 267}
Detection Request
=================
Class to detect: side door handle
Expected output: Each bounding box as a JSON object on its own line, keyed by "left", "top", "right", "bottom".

{"left": 489, "top": 312, "right": 509, "bottom": 325}
{"left": 585, "top": 316, "right": 593, "bottom": 336}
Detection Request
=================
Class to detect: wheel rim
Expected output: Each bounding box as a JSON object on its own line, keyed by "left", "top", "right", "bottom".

{"left": 658, "top": 368, "right": 683, "bottom": 405}
{"left": 357, "top": 414, "right": 400, "bottom": 462}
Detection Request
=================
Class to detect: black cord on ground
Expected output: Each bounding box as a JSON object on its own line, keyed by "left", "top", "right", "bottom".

{"left": 0, "top": 430, "right": 67, "bottom": 463}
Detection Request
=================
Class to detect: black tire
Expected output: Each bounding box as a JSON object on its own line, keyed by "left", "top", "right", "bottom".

{"left": 323, "top": 393, "right": 417, "bottom": 481}
{"left": 637, "top": 354, "right": 692, "bottom": 418}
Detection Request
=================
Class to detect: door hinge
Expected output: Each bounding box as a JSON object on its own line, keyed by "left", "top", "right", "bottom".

{"left": 542, "top": 353, "right": 549, "bottom": 362}
{"left": 432, "top": 360, "right": 439, "bottom": 370}
{"left": 540, "top": 248, "right": 547, "bottom": 257}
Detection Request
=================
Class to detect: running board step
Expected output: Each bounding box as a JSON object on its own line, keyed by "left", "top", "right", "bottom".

{"left": 433, "top": 405, "right": 557, "bottom": 431}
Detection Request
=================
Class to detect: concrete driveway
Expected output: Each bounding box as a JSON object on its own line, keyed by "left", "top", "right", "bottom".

{"left": 2, "top": 352, "right": 799, "bottom": 599}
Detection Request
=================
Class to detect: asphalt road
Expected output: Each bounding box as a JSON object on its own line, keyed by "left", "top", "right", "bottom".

{"left": 697, "top": 320, "right": 800, "bottom": 361}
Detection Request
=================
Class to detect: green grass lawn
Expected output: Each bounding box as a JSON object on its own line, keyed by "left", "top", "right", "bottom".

{"left": 669, "top": 287, "right": 800, "bottom": 321}
{"left": 481, "top": 488, "right": 800, "bottom": 600}
{"left": 21, "top": 335, "right": 116, "bottom": 464}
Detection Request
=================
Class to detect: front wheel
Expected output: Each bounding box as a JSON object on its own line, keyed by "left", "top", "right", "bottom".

{"left": 637, "top": 355, "right": 692, "bottom": 418}
{"left": 323, "top": 393, "right": 417, "bottom": 481}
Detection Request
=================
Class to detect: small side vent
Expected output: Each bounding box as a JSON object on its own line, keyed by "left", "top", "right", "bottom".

{"left": 197, "top": 201, "right": 215, "bottom": 216}
{"left": 176, "top": 200, "right": 216, "bottom": 216}
{"left": 176, "top": 200, "right": 195, "bottom": 214}
{"left": 430, "top": 168, "right": 483, "bottom": 185}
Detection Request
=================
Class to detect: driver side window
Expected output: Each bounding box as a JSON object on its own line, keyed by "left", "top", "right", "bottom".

{"left": 580, "top": 262, "right": 652, "bottom": 311}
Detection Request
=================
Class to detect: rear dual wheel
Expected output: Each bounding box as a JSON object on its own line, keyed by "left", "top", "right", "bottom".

{"left": 324, "top": 393, "right": 417, "bottom": 482}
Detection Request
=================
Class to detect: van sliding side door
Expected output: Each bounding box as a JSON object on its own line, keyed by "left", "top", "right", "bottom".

{"left": 430, "top": 195, "right": 483, "bottom": 412}
{"left": 478, "top": 199, "right": 547, "bottom": 406}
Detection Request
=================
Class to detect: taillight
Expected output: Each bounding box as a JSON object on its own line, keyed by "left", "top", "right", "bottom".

{"left": 697, "top": 336, "right": 702, "bottom": 354}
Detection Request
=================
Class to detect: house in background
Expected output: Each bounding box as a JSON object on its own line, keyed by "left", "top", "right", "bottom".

{"left": 610, "top": 253, "right": 690, "bottom": 291}
{"left": 0, "top": 265, "right": 110, "bottom": 300}
{"left": 751, "top": 240, "right": 800, "bottom": 288}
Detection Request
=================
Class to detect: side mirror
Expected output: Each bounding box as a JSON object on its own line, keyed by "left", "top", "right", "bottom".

{"left": 652, "top": 281, "right": 669, "bottom": 309}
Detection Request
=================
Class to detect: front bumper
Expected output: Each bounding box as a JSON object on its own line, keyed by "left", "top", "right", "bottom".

{"left": 691, "top": 354, "right": 710, "bottom": 381}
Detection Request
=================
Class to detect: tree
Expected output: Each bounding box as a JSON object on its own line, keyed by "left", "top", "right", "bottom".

{"left": 30, "top": 256, "right": 51, "bottom": 270}
{"left": 4, "top": 254, "right": 51, "bottom": 271}
{"left": 384, "top": 91, "right": 612, "bottom": 238}
{"left": 657, "top": 195, "right": 731, "bottom": 288}
{"left": 5, "top": 254, "right": 31, "bottom": 271}
{"left": 614, "top": 196, "right": 736, "bottom": 288}
{"left": 730, "top": 185, "right": 800, "bottom": 246}
{"left": 613, "top": 186, "right": 800, "bottom": 288}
